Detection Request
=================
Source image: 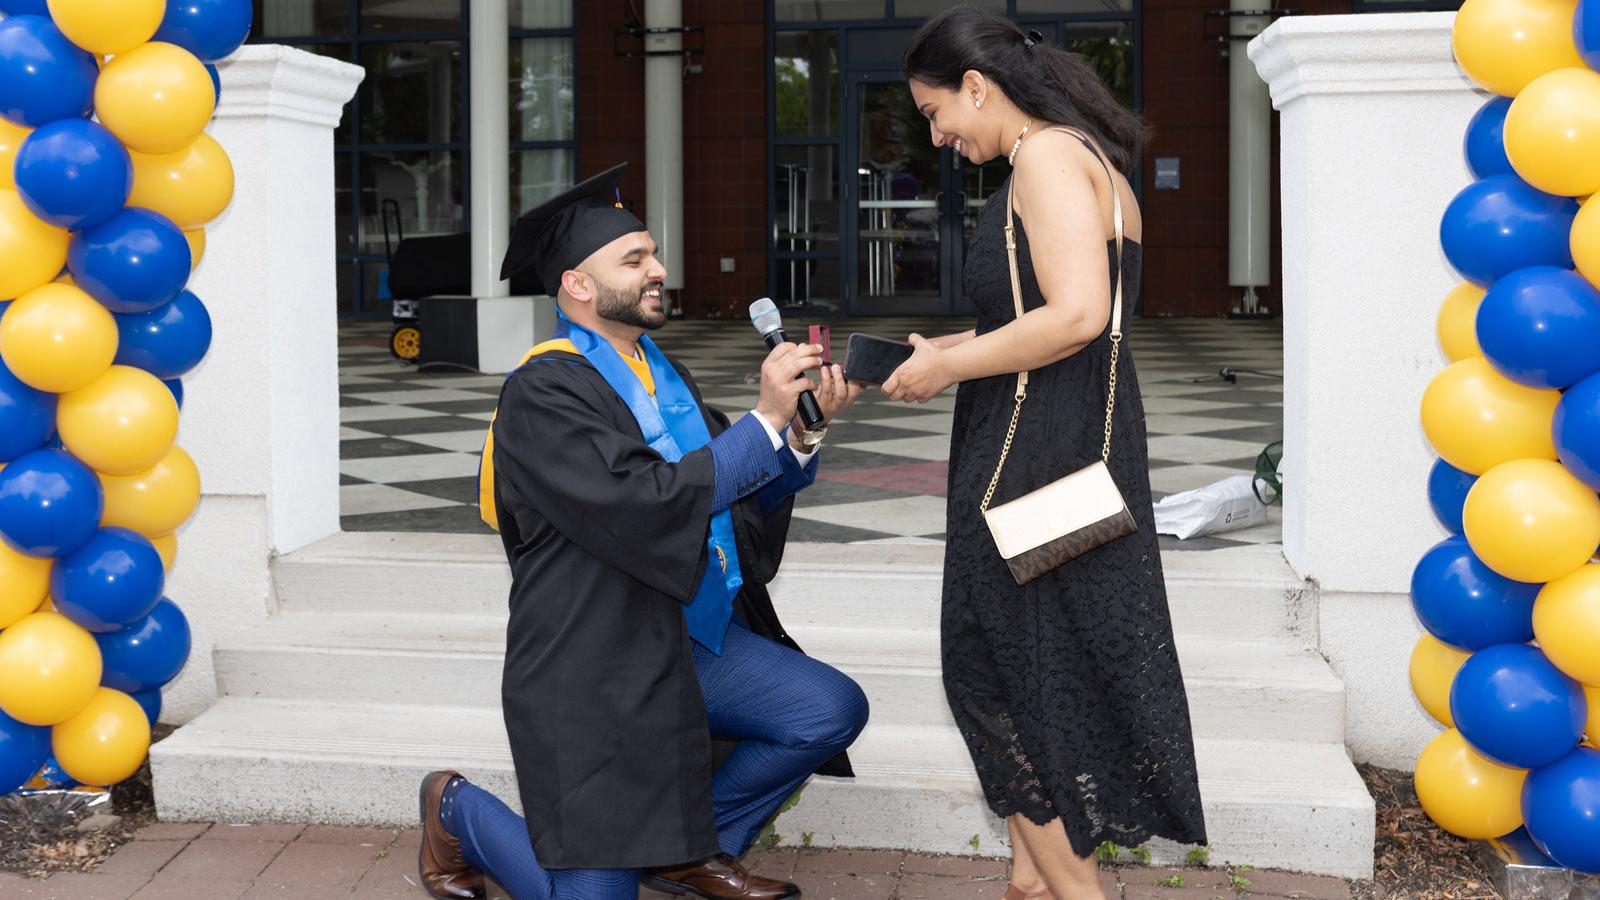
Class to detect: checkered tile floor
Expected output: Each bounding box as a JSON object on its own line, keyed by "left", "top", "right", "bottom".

{"left": 338, "top": 316, "right": 1285, "bottom": 551}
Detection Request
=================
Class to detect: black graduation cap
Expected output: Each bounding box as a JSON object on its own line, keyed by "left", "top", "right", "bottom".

{"left": 500, "top": 162, "right": 647, "bottom": 297}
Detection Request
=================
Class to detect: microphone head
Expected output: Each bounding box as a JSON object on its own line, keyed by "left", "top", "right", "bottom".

{"left": 748, "top": 297, "right": 783, "bottom": 338}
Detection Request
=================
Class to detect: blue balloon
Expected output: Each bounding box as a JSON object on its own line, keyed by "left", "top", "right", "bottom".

{"left": 1411, "top": 537, "right": 1538, "bottom": 651}
{"left": 1465, "top": 96, "right": 1514, "bottom": 179}
{"left": 1451, "top": 644, "right": 1587, "bottom": 769}
{"left": 114, "top": 290, "right": 213, "bottom": 379}
{"left": 0, "top": 707, "right": 49, "bottom": 795}
{"left": 0, "top": 355, "right": 56, "bottom": 463}
{"left": 0, "top": 448, "right": 103, "bottom": 558}
{"left": 1427, "top": 458, "right": 1477, "bottom": 534}
{"left": 1523, "top": 745, "right": 1600, "bottom": 873}
{"left": 50, "top": 528, "right": 165, "bottom": 633}
{"left": 95, "top": 598, "right": 191, "bottom": 694}
{"left": 1554, "top": 370, "right": 1600, "bottom": 490}
{"left": 164, "top": 378, "right": 183, "bottom": 408}
{"left": 1477, "top": 266, "right": 1600, "bottom": 389}
{"left": 0, "top": 16, "right": 96, "bottom": 128}
{"left": 0, "top": 1, "right": 51, "bottom": 14}
{"left": 130, "top": 688, "right": 161, "bottom": 728}
{"left": 1579, "top": 0, "right": 1600, "bottom": 72}
{"left": 1440, "top": 175, "right": 1578, "bottom": 286}
{"left": 68, "top": 208, "right": 192, "bottom": 314}
{"left": 153, "top": 0, "right": 251, "bottom": 62}
{"left": 13, "top": 119, "right": 133, "bottom": 231}
{"left": 205, "top": 63, "right": 220, "bottom": 105}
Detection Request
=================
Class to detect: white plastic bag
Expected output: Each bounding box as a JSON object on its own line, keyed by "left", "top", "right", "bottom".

{"left": 1153, "top": 474, "right": 1272, "bottom": 539}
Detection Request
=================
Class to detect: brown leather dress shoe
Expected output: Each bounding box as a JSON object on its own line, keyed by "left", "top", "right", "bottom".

{"left": 642, "top": 853, "right": 801, "bottom": 899}
{"left": 418, "top": 770, "right": 486, "bottom": 900}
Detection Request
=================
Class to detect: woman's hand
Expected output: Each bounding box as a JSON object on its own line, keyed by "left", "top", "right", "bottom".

{"left": 882, "top": 334, "right": 956, "bottom": 403}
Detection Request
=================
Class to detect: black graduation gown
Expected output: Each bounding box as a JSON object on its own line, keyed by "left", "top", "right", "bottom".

{"left": 490, "top": 347, "right": 852, "bottom": 871}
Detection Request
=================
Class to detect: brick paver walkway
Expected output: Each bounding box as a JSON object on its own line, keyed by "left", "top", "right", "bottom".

{"left": 0, "top": 823, "right": 1357, "bottom": 899}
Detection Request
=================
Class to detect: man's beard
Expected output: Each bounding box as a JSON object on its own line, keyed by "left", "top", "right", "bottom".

{"left": 595, "top": 280, "right": 667, "bottom": 330}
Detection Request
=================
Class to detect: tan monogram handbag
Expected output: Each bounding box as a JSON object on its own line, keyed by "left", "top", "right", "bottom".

{"left": 981, "top": 141, "right": 1136, "bottom": 586}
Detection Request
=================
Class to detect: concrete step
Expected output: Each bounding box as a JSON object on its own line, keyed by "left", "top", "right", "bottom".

{"left": 213, "top": 612, "right": 1345, "bottom": 744}
{"left": 271, "top": 534, "right": 1315, "bottom": 646}
{"left": 150, "top": 697, "right": 1373, "bottom": 878}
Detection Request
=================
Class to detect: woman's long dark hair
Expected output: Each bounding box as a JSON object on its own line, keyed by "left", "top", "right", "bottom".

{"left": 901, "top": 5, "right": 1148, "bottom": 176}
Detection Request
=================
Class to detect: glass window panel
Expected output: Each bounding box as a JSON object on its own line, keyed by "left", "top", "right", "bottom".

{"left": 360, "top": 0, "right": 460, "bottom": 34}
{"left": 358, "top": 150, "right": 463, "bottom": 253}
{"left": 262, "top": 0, "right": 351, "bottom": 37}
{"left": 509, "top": 0, "right": 572, "bottom": 29}
{"left": 360, "top": 42, "right": 462, "bottom": 144}
{"left": 856, "top": 82, "right": 939, "bottom": 303}
{"left": 1018, "top": 0, "right": 1132, "bottom": 12}
{"left": 335, "top": 153, "right": 355, "bottom": 255}
{"left": 894, "top": 0, "right": 1002, "bottom": 17}
{"left": 336, "top": 260, "right": 358, "bottom": 313}
{"left": 773, "top": 257, "right": 841, "bottom": 312}
{"left": 774, "top": 31, "right": 839, "bottom": 138}
{"left": 1063, "top": 21, "right": 1134, "bottom": 110}
{"left": 845, "top": 28, "right": 917, "bottom": 69}
{"left": 511, "top": 37, "right": 573, "bottom": 141}
{"left": 511, "top": 148, "right": 574, "bottom": 217}
{"left": 774, "top": 0, "right": 884, "bottom": 21}
{"left": 775, "top": 145, "right": 840, "bottom": 253}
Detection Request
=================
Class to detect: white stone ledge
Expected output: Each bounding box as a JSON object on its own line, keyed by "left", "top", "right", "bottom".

{"left": 1249, "top": 12, "right": 1481, "bottom": 108}
{"left": 214, "top": 44, "right": 365, "bottom": 129}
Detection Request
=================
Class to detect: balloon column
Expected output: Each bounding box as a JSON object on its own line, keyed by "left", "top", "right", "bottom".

{"left": 0, "top": 0, "right": 246, "bottom": 796}
{"left": 1411, "top": 0, "right": 1600, "bottom": 874}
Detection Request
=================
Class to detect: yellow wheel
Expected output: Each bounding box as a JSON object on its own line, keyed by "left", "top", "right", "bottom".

{"left": 391, "top": 325, "right": 421, "bottom": 361}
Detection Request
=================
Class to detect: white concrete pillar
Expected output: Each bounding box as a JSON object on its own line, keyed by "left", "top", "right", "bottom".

{"left": 1249, "top": 12, "right": 1483, "bottom": 768}
{"left": 469, "top": 0, "right": 510, "bottom": 301}
{"left": 165, "top": 45, "right": 362, "bottom": 723}
{"left": 645, "top": 0, "right": 685, "bottom": 292}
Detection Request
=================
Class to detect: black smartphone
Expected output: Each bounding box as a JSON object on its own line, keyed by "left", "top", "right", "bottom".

{"left": 842, "top": 333, "right": 914, "bottom": 385}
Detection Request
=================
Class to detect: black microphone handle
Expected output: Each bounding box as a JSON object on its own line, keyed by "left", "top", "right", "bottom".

{"left": 761, "top": 328, "right": 827, "bottom": 431}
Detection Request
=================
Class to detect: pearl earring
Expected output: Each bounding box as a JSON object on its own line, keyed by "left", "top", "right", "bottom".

{"left": 976, "top": 99, "right": 983, "bottom": 108}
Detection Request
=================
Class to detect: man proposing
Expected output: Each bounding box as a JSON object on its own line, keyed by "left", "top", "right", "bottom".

{"left": 417, "top": 163, "right": 868, "bottom": 900}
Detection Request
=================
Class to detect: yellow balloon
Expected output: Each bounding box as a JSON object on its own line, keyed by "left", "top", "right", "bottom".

{"left": 0, "top": 612, "right": 103, "bottom": 726}
{"left": 183, "top": 228, "right": 206, "bottom": 272}
{"left": 95, "top": 42, "right": 216, "bottom": 155}
{"left": 1533, "top": 565, "right": 1600, "bottom": 684}
{"left": 0, "top": 283, "right": 118, "bottom": 393}
{"left": 1452, "top": 0, "right": 1585, "bottom": 97}
{"left": 0, "top": 541, "right": 52, "bottom": 630}
{"left": 1464, "top": 458, "right": 1600, "bottom": 582}
{"left": 99, "top": 446, "right": 201, "bottom": 537}
{"left": 51, "top": 687, "right": 151, "bottom": 787}
{"left": 1437, "top": 283, "right": 1486, "bottom": 362}
{"left": 0, "top": 119, "right": 29, "bottom": 191}
{"left": 1574, "top": 195, "right": 1600, "bottom": 292}
{"left": 150, "top": 532, "right": 177, "bottom": 572}
{"left": 1415, "top": 727, "right": 1528, "bottom": 839}
{"left": 1420, "top": 357, "right": 1560, "bottom": 475}
{"left": 0, "top": 189, "right": 69, "bottom": 300}
{"left": 1505, "top": 67, "right": 1600, "bottom": 197}
{"left": 45, "top": 0, "right": 163, "bottom": 56}
{"left": 128, "top": 134, "right": 235, "bottom": 230}
{"left": 58, "top": 366, "right": 181, "bottom": 476}
{"left": 1411, "top": 633, "right": 1473, "bottom": 727}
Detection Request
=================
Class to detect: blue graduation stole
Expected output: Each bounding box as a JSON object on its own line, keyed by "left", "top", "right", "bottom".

{"left": 556, "top": 315, "right": 743, "bottom": 655}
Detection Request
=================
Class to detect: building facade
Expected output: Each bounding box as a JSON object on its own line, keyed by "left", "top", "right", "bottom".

{"left": 253, "top": 0, "right": 1457, "bottom": 319}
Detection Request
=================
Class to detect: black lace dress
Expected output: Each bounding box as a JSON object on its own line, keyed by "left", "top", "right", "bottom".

{"left": 941, "top": 177, "right": 1208, "bottom": 855}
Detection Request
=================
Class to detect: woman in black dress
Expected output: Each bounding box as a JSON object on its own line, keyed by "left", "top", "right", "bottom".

{"left": 882, "top": 7, "right": 1207, "bottom": 898}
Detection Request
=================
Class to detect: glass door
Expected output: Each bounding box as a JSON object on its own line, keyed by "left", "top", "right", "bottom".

{"left": 845, "top": 75, "right": 955, "bottom": 316}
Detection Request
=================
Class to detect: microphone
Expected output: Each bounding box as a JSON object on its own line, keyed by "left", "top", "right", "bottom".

{"left": 748, "top": 298, "right": 825, "bottom": 431}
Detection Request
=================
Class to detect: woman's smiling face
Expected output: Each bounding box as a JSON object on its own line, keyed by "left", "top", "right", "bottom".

{"left": 909, "top": 77, "right": 989, "bottom": 164}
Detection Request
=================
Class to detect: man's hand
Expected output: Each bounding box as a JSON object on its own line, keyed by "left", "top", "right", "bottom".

{"left": 755, "top": 341, "right": 825, "bottom": 433}
{"left": 789, "top": 364, "right": 865, "bottom": 447}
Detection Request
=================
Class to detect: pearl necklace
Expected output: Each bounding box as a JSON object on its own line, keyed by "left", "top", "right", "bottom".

{"left": 1007, "top": 120, "right": 1034, "bottom": 165}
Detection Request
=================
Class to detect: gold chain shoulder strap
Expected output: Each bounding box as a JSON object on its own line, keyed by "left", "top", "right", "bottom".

{"left": 981, "top": 129, "right": 1126, "bottom": 514}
